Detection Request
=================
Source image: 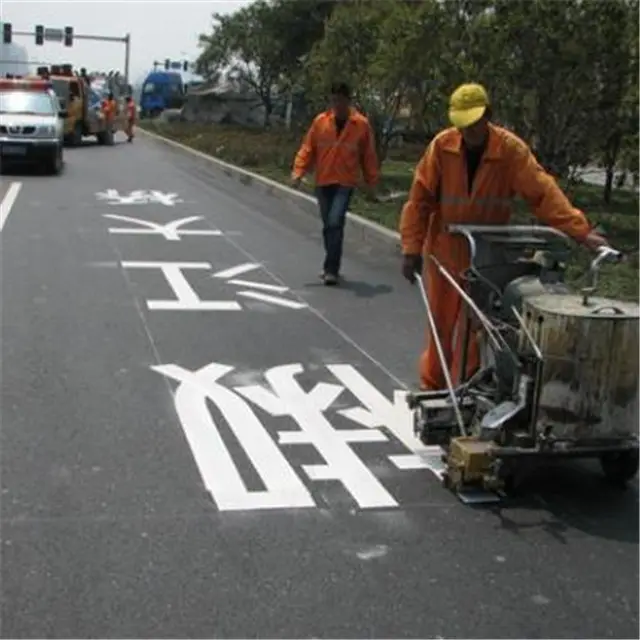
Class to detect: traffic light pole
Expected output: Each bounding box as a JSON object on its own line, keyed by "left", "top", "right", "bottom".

{"left": 11, "top": 30, "right": 131, "bottom": 84}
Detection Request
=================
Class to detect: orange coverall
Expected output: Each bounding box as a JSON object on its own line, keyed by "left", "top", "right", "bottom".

{"left": 101, "top": 98, "right": 116, "bottom": 125}
{"left": 399, "top": 123, "right": 592, "bottom": 390}
{"left": 126, "top": 100, "right": 136, "bottom": 140}
{"left": 292, "top": 108, "right": 379, "bottom": 188}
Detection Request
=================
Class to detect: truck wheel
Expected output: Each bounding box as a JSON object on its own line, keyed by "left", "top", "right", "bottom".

{"left": 70, "top": 123, "right": 83, "bottom": 147}
{"left": 600, "top": 449, "right": 639, "bottom": 487}
{"left": 97, "top": 129, "right": 114, "bottom": 146}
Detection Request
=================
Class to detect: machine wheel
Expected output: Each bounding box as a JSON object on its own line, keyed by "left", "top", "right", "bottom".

{"left": 600, "top": 449, "right": 639, "bottom": 487}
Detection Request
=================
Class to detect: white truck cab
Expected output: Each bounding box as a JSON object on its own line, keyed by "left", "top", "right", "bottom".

{"left": 0, "top": 77, "right": 66, "bottom": 174}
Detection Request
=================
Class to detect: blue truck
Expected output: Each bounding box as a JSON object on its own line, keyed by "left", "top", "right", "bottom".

{"left": 139, "top": 71, "right": 185, "bottom": 118}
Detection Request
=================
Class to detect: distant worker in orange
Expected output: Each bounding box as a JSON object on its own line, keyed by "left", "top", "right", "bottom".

{"left": 101, "top": 91, "right": 117, "bottom": 126}
{"left": 399, "top": 83, "right": 609, "bottom": 391}
{"left": 125, "top": 96, "right": 136, "bottom": 142}
{"left": 291, "top": 82, "right": 379, "bottom": 286}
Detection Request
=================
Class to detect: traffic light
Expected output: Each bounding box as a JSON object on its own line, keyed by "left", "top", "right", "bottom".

{"left": 183, "top": 61, "right": 189, "bottom": 72}
{"left": 2, "top": 23, "right": 12, "bottom": 45}
{"left": 164, "top": 59, "right": 170, "bottom": 70}
{"left": 64, "top": 26, "right": 73, "bottom": 47}
{"left": 35, "top": 25, "right": 44, "bottom": 45}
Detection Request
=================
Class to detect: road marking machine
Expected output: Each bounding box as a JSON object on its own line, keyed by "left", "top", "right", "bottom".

{"left": 407, "top": 225, "right": 639, "bottom": 503}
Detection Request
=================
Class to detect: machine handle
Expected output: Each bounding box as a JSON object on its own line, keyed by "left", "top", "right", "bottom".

{"left": 581, "top": 245, "right": 624, "bottom": 306}
{"left": 589, "top": 245, "right": 624, "bottom": 270}
{"left": 591, "top": 306, "right": 625, "bottom": 315}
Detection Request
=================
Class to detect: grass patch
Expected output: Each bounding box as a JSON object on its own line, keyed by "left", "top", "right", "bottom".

{"left": 141, "top": 120, "right": 638, "bottom": 301}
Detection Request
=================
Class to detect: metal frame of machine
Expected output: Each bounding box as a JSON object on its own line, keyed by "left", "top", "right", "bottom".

{"left": 407, "top": 224, "right": 639, "bottom": 503}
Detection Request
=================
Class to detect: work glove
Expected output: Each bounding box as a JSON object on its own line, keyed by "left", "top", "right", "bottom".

{"left": 402, "top": 254, "right": 423, "bottom": 284}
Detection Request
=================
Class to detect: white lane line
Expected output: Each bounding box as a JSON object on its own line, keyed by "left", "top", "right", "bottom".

{"left": 236, "top": 290, "right": 308, "bottom": 309}
{"left": 0, "top": 182, "right": 23, "bottom": 232}
{"left": 228, "top": 279, "right": 289, "bottom": 293}
{"left": 213, "top": 263, "right": 260, "bottom": 279}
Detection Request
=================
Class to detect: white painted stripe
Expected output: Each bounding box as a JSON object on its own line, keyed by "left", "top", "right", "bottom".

{"left": 237, "top": 290, "right": 308, "bottom": 309}
{"left": 121, "top": 261, "right": 211, "bottom": 269}
{"left": 0, "top": 182, "right": 23, "bottom": 232}
{"left": 148, "top": 300, "right": 241, "bottom": 311}
{"left": 388, "top": 454, "right": 430, "bottom": 471}
{"left": 278, "top": 429, "right": 387, "bottom": 445}
{"left": 228, "top": 279, "right": 289, "bottom": 293}
{"left": 213, "top": 263, "right": 261, "bottom": 279}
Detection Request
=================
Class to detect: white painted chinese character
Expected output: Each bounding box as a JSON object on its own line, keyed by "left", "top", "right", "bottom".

{"left": 121, "top": 261, "right": 241, "bottom": 310}
{"left": 104, "top": 214, "right": 223, "bottom": 241}
{"left": 148, "top": 190, "right": 182, "bottom": 206}
{"left": 235, "top": 364, "right": 398, "bottom": 509}
{"left": 152, "top": 362, "right": 316, "bottom": 511}
{"left": 328, "top": 365, "right": 445, "bottom": 476}
{"left": 95, "top": 189, "right": 182, "bottom": 206}
{"left": 213, "top": 262, "right": 308, "bottom": 310}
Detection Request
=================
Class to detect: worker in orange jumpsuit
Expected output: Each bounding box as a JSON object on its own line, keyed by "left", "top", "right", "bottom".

{"left": 125, "top": 96, "right": 136, "bottom": 142}
{"left": 291, "top": 82, "right": 379, "bottom": 285}
{"left": 101, "top": 92, "right": 116, "bottom": 127}
{"left": 399, "top": 83, "right": 609, "bottom": 390}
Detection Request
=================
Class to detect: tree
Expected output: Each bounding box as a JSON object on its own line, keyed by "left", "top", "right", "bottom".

{"left": 588, "top": 0, "right": 639, "bottom": 201}
{"left": 196, "top": 0, "right": 290, "bottom": 126}
{"left": 194, "top": 0, "right": 639, "bottom": 178}
{"left": 304, "top": 0, "right": 412, "bottom": 162}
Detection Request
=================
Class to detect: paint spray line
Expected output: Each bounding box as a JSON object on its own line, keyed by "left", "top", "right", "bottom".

{"left": 0, "top": 182, "right": 23, "bottom": 232}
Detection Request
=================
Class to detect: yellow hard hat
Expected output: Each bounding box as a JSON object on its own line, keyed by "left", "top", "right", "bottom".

{"left": 448, "top": 83, "right": 490, "bottom": 129}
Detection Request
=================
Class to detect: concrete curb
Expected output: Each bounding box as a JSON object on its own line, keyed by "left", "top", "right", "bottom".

{"left": 138, "top": 126, "right": 403, "bottom": 254}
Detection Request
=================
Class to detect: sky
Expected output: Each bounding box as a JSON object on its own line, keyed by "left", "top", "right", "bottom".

{"left": 2, "top": 0, "right": 251, "bottom": 83}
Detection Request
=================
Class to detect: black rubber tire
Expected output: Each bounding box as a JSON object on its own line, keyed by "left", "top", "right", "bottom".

{"left": 47, "top": 147, "right": 63, "bottom": 175}
{"left": 600, "top": 449, "right": 639, "bottom": 487}
{"left": 70, "top": 123, "right": 83, "bottom": 147}
{"left": 97, "top": 128, "right": 114, "bottom": 146}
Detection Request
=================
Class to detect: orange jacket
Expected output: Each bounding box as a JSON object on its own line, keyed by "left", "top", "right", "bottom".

{"left": 400, "top": 124, "right": 591, "bottom": 264}
{"left": 102, "top": 98, "right": 116, "bottom": 121}
{"left": 292, "top": 108, "right": 379, "bottom": 188}
{"left": 126, "top": 101, "right": 136, "bottom": 121}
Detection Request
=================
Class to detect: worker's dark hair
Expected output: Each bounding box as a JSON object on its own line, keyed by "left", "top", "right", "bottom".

{"left": 330, "top": 81, "right": 351, "bottom": 99}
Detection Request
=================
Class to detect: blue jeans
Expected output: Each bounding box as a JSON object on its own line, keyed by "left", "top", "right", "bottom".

{"left": 315, "top": 184, "right": 354, "bottom": 276}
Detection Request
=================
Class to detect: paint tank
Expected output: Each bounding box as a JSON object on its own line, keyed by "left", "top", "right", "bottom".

{"left": 520, "top": 293, "right": 639, "bottom": 441}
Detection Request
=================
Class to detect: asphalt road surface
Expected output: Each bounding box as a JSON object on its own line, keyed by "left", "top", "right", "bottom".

{"left": 1, "top": 133, "right": 638, "bottom": 640}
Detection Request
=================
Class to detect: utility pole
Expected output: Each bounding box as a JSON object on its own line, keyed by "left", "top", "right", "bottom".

{"left": 6, "top": 26, "right": 131, "bottom": 84}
